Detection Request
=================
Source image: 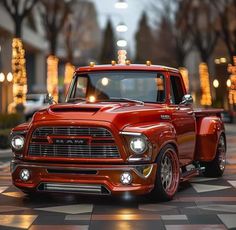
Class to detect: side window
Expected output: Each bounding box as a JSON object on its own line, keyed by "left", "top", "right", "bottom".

{"left": 170, "top": 76, "right": 184, "bottom": 105}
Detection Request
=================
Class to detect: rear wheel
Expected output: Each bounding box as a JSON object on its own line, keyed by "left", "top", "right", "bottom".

{"left": 202, "top": 135, "right": 226, "bottom": 177}
{"left": 151, "top": 145, "right": 180, "bottom": 201}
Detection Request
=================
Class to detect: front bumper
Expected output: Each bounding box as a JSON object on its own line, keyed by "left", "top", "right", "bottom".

{"left": 11, "top": 160, "right": 157, "bottom": 195}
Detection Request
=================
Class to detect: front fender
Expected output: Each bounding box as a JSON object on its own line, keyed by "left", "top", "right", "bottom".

{"left": 121, "top": 122, "right": 178, "bottom": 162}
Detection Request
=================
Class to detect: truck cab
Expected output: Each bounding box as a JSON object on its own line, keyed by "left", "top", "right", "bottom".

{"left": 10, "top": 64, "right": 226, "bottom": 201}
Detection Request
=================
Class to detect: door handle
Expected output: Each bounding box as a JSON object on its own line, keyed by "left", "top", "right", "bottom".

{"left": 187, "top": 111, "right": 194, "bottom": 115}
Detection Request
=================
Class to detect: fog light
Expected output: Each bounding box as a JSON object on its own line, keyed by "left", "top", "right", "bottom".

{"left": 20, "top": 169, "right": 30, "bottom": 181}
{"left": 120, "top": 172, "right": 132, "bottom": 185}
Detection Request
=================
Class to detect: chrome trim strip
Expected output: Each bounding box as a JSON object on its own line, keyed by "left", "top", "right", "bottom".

{"left": 39, "top": 182, "right": 111, "bottom": 195}
{"left": 119, "top": 132, "right": 142, "bottom": 136}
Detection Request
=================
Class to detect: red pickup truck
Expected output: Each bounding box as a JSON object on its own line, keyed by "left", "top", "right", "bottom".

{"left": 10, "top": 64, "right": 226, "bottom": 201}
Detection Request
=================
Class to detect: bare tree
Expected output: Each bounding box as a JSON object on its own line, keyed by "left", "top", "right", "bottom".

{"left": 151, "top": 0, "right": 193, "bottom": 67}
{"left": 40, "top": 0, "right": 71, "bottom": 56}
{"left": 187, "top": 0, "right": 219, "bottom": 64}
{"left": 2, "top": 0, "right": 38, "bottom": 37}
{"left": 211, "top": 0, "right": 236, "bottom": 63}
{"left": 174, "top": 0, "right": 193, "bottom": 67}
{"left": 63, "top": 1, "right": 100, "bottom": 64}
{"left": 135, "top": 12, "right": 155, "bottom": 64}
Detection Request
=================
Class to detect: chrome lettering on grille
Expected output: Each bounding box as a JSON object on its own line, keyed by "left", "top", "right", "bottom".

{"left": 53, "top": 139, "right": 88, "bottom": 145}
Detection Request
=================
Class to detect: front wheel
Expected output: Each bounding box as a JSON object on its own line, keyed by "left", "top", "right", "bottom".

{"left": 202, "top": 134, "right": 226, "bottom": 177}
{"left": 151, "top": 145, "right": 180, "bottom": 201}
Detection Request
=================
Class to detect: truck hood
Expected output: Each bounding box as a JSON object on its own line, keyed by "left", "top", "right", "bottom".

{"left": 32, "top": 102, "right": 168, "bottom": 130}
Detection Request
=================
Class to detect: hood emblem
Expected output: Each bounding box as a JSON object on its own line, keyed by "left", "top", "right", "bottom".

{"left": 160, "top": 114, "right": 171, "bottom": 120}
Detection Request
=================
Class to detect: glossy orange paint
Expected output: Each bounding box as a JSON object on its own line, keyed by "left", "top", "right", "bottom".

{"left": 10, "top": 64, "right": 225, "bottom": 195}
{"left": 12, "top": 159, "right": 157, "bottom": 195}
{"left": 194, "top": 115, "right": 225, "bottom": 162}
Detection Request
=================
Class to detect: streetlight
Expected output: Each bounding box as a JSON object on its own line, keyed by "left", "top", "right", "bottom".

{"left": 7, "top": 72, "right": 13, "bottom": 82}
{"left": 116, "top": 23, "right": 128, "bottom": 32}
{"left": 0, "top": 72, "right": 5, "bottom": 82}
{"left": 115, "top": 0, "right": 128, "bottom": 9}
{"left": 117, "top": 39, "right": 127, "bottom": 48}
{"left": 213, "top": 79, "right": 219, "bottom": 88}
{"left": 226, "top": 79, "right": 231, "bottom": 88}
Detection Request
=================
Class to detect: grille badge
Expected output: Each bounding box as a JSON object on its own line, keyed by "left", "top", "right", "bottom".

{"left": 53, "top": 138, "right": 88, "bottom": 145}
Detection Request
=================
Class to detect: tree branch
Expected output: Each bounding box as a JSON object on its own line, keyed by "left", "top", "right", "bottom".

{"left": 22, "top": 0, "right": 39, "bottom": 18}
{"left": 2, "top": 0, "right": 14, "bottom": 18}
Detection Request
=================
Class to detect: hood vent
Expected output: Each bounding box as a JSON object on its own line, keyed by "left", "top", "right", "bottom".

{"left": 51, "top": 107, "right": 100, "bottom": 113}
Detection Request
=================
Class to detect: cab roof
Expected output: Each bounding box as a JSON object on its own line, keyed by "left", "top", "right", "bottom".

{"left": 76, "top": 64, "right": 179, "bottom": 73}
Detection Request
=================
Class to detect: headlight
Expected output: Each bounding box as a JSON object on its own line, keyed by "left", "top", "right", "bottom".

{"left": 11, "top": 135, "right": 25, "bottom": 150}
{"left": 130, "top": 137, "right": 147, "bottom": 154}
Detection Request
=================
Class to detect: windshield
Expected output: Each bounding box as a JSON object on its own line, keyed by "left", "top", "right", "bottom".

{"left": 66, "top": 71, "right": 166, "bottom": 103}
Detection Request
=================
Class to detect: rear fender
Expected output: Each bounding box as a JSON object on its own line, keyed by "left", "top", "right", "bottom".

{"left": 195, "top": 116, "right": 225, "bottom": 162}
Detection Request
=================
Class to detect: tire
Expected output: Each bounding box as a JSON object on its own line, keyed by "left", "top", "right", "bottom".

{"left": 151, "top": 144, "right": 180, "bottom": 201}
{"left": 202, "top": 134, "right": 226, "bottom": 177}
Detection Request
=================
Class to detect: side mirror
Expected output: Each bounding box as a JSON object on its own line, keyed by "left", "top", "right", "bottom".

{"left": 180, "top": 94, "right": 193, "bottom": 106}
{"left": 45, "top": 93, "right": 55, "bottom": 105}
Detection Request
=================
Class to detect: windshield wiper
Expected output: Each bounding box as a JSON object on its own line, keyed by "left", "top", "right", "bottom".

{"left": 105, "top": 97, "right": 144, "bottom": 105}
{"left": 67, "top": 98, "right": 86, "bottom": 103}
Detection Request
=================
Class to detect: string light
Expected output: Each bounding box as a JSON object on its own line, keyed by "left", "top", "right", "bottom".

{"left": 199, "top": 63, "right": 212, "bottom": 106}
{"left": 179, "top": 67, "right": 189, "bottom": 92}
{"left": 47, "top": 55, "right": 59, "bottom": 102}
{"left": 12, "top": 38, "right": 27, "bottom": 105}
{"left": 227, "top": 56, "right": 236, "bottom": 105}
{"left": 117, "top": 49, "right": 127, "bottom": 64}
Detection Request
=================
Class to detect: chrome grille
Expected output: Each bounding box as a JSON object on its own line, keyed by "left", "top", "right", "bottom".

{"left": 33, "top": 126, "right": 112, "bottom": 138}
{"left": 28, "top": 126, "right": 120, "bottom": 159}
{"left": 28, "top": 144, "right": 120, "bottom": 158}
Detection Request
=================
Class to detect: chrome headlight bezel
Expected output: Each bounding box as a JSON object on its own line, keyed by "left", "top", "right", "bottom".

{"left": 11, "top": 135, "right": 25, "bottom": 151}
{"left": 129, "top": 137, "right": 148, "bottom": 155}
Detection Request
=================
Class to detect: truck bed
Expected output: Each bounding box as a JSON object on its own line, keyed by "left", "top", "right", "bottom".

{"left": 194, "top": 108, "right": 223, "bottom": 117}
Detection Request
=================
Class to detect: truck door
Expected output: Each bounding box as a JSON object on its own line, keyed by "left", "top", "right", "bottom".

{"left": 169, "top": 74, "right": 196, "bottom": 166}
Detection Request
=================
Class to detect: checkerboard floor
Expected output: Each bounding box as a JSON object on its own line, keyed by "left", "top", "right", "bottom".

{"left": 1, "top": 163, "right": 236, "bottom": 230}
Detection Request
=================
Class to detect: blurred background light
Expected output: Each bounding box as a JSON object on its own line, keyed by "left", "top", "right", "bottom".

{"left": 117, "top": 39, "right": 127, "bottom": 47}
{"left": 0, "top": 72, "right": 5, "bottom": 82}
{"left": 115, "top": 0, "right": 128, "bottom": 9}
{"left": 227, "top": 79, "right": 232, "bottom": 88}
{"left": 7, "top": 72, "right": 13, "bottom": 82}
{"left": 213, "top": 79, "right": 219, "bottom": 88}
{"left": 116, "top": 23, "right": 128, "bottom": 32}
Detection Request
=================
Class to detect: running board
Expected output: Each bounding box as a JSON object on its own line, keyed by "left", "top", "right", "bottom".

{"left": 180, "top": 167, "right": 205, "bottom": 182}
